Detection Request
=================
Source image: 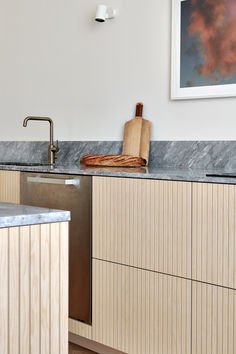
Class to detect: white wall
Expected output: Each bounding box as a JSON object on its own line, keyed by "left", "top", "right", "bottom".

{"left": 0, "top": 0, "right": 235, "bottom": 141}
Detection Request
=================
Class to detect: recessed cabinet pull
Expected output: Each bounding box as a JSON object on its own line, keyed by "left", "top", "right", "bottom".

{"left": 27, "top": 176, "right": 80, "bottom": 186}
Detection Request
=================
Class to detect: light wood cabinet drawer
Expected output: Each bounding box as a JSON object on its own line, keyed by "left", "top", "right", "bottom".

{"left": 92, "top": 259, "right": 191, "bottom": 354}
{"left": 192, "top": 182, "right": 236, "bottom": 288}
{"left": 192, "top": 281, "right": 236, "bottom": 354}
{"left": 93, "top": 176, "right": 191, "bottom": 278}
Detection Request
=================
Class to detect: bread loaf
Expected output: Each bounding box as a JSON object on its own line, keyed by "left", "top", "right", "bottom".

{"left": 80, "top": 154, "right": 146, "bottom": 167}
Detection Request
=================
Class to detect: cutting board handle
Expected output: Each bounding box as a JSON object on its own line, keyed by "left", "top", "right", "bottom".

{"left": 135, "top": 102, "right": 143, "bottom": 117}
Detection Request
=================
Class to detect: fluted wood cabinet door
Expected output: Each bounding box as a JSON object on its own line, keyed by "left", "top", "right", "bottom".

{"left": 91, "top": 259, "right": 191, "bottom": 354}
{"left": 192, "top": 281, "right": 236, "bottom": 354}
{"left": 192, "top": 182, "right": 236, "bottom": 288}
{"left": 0, "top": 170, "right": 20, "bottom": 203}
{"left": 0, "top": 222, "right": 69, "bottom": 354}
{"left": 93, "top": 177, "right": 191, "bottom": 278}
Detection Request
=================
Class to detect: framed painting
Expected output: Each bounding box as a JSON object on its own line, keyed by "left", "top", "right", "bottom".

{"left": 171, "top": 0, "right": 236, "bottom": 100}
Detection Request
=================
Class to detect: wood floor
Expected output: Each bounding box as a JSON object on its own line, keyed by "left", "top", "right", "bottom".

{"left": 69, "top": 342, "right": 98, "bottom": 354}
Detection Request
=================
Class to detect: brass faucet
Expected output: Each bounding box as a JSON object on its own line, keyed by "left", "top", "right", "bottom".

{"left": 23, "top": 116, "right": 59, "bottom": 164}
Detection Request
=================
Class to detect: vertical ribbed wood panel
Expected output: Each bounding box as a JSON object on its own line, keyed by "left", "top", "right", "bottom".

{"left": 192, "top": 281, "right": 236, "bottom": 354}
{"left": 192, "top": 182, "right": 236, "bottom": 288}
{"left": 93, "top": 177, "right": 191, "bottom": 278}
{"left": 30, "top": 225, "right": 40, "bottom": 354}
{"left": 0, "top": 170, "right": 20, "bottom": 203}
{"left": 91, "top": 259, "right": 191, "bottom": 354}
{"left": 50, "top": 223, "right": 60, "bottom": 354}
{"left": 60, "top": 222, "right": 69, "bottom": 354}
{"left": 40, "top": 224, "right": 50, "bottom": 354}
{"left": 9, "top": 227, "right": 20, "bottom": 353}
{"left": 20, "top": 226, "right": 30, "bottom": 354}
{"left": 0, "top": 229, "right": 8, "bottom": 354}
{"left": 0, "top": 222, "right": 69, "bottom": 354}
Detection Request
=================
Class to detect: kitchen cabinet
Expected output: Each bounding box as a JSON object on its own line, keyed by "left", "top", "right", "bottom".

{"left": 192, "top": 281, "right": 236, "bottom": 354}
{"left": 0, "top": 170, "right": 20, "bottom": 203}
{"left": 91, "top": 259, "right": 191, "bottom": 354}
{"left": 93, "top": 176, "right": 191, "bottom": 278}
{"left": 1, "top": 170, "right": 236, "bottom": 354}
{"left": 70, "top": 177, "right": 192, "bottom": 353}
{"left": 71, "top": 177, "right": 236, "bottom": 354}
{"left": 0, "top": 222, "right": 68, "bottom": 354}
{"left": 192, "top": 182, "right": 236, "bottom": 288}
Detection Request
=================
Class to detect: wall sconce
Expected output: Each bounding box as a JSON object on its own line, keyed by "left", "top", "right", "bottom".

{"left": 95, "top": 5, "right": 116, "bottom": 23}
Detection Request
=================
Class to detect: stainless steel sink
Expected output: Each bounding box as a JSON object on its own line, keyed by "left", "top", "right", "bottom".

{"left": 0, "top": 162, "right": 52, "bottom": 167}
{"left": 206, "top": 173, "right": 236, "bottom": 178}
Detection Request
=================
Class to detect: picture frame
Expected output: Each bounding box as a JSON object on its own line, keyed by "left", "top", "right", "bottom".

{"left": 171, "top": 0, "right": 236, "bottom": 100}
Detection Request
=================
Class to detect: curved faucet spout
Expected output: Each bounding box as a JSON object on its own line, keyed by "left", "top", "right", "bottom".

{"left": 23, "top": 116, "right": 59, "bottom": 164}
{"left": 23, "top": 116, "right": 53, "bottom": 142}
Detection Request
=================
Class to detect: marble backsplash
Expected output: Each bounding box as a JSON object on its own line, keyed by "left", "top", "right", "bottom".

{"left": 0, "top": 141, "right": 236, "bottom": 169}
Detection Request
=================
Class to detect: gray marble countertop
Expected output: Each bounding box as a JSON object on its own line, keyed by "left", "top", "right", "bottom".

{"left": 0, "top": 162, "right": 236, "bottom": 184}
{"left": 0, "top": 202, "right": 70, "bottom": 228}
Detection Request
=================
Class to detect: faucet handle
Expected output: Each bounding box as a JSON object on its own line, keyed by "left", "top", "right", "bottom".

{"left": 55, "top": 140, "right": 59, "bottom": 152}
{"left": 51, "top": 140, "right": 59, "bottom": 152}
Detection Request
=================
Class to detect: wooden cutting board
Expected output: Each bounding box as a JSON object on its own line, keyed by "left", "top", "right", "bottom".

{"left": 122, "top": 102, "right": 151, "bottom": 164}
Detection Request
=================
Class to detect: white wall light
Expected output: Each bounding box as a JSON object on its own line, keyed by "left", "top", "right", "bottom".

{"left": 95, "top": 5, "right": 116, "bottom": 23}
